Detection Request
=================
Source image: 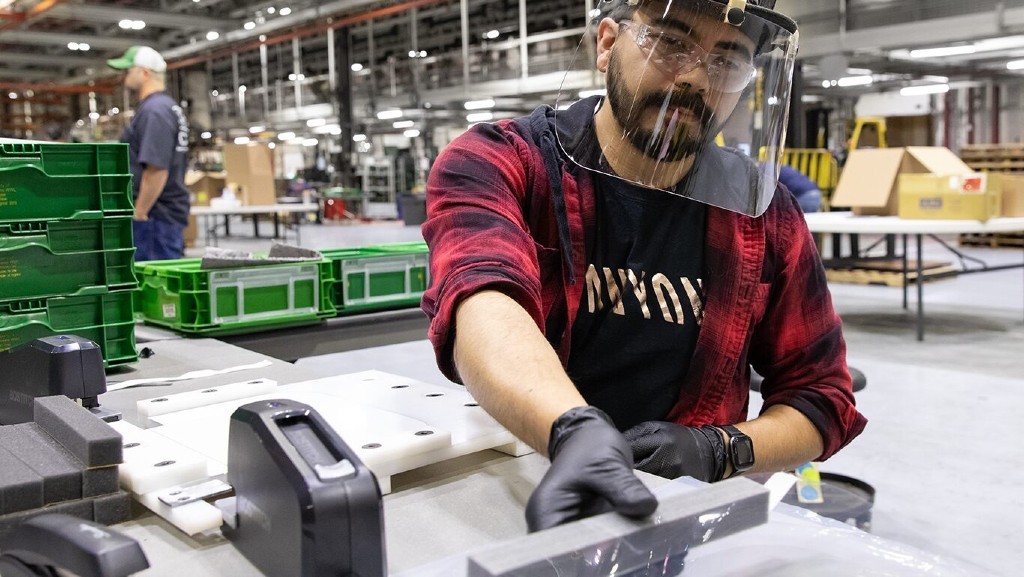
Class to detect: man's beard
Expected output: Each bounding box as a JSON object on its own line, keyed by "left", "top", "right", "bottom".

{"left": 605, "top": 52, "right": 715, "bottom": 163}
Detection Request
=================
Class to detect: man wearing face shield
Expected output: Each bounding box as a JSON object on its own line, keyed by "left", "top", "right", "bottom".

{"left": 422, "top": 0, "right": 866, "bottom": 533}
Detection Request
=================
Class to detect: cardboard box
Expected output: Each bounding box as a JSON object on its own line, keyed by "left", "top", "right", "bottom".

{"left": 184, "top": 214, "right": 199, "bottom": 248}
{"left": 222, "top": 143, "right": 277, "bottom": 206}
{"left": 832, "top": 147, "right": 974, "bottom": 216}
{"left": 990, "top": 173, "right": 1024, "bottom": 217}
{"left": 898, "top": 173, "right": 1001, "bottom": 221}
{"left": 184, "top": 171, "right": 226, "bottom": 206}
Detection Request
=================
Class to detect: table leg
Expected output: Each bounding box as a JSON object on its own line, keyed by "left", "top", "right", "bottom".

{"left": 916, "top": 233, "right": 924, "bottom": 341}
{"left": 224, "top": 215, "right": 231, "bottom": 237}
{"left": 273, "top": 213, "right": 280, "bottom": 239}
{"left": 902, "top": 234, "right": 908, "bottom": 310}
{"left": 253, "top": 215, "right": 260, "bottom": 238}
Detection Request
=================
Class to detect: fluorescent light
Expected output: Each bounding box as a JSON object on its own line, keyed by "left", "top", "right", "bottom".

{"left": 302, "top": 138, "right": 319, "bottom": 147}
{"left": 464, "top": 98, "right": 495, "bottom": 110}
{"left": 1009, "top": 59, "right": 1024, "bottom": 70}
{"left": 910, "top": 45, "right": 976, "bottom": 58}
{"left": 900, "top": 84, "right": 949, "bottom": 96}
{"left": 837, "top": 75, "right": 873, "bottom": 87}
{"left": 277, "top": 132, "right": 295, "bottom": 141}
{"left": 403, "top": 129, "right": 421, "bottom": 138}
{"left": 234, "top": 136, "right": 250, "bottom": 144}
{"left": 376, "top": 109, "right": 403, "bottom": 120}
{"left": 266, "top": 6, "right": 275, "bottom": 14}
{"left": 279, "top": 7, "right": 292, "bottom": 16}
{"left": 244, "top": 21, "right": 256, "bottom": 30}
{"left": 579, "top": 88, "right": 607, "bottom": 98}
{"left": 485, "top": 29, "right": 500, "bottom": 39}
{"left": 393, "top": 120, "right": 414, "bottom": 129}
{"left": 206, "top": 31, "right": 220, "bottom": 41}
{"left": 313, "top": 124, "right": 341, "bottom": 134}
{"left": 921, "top": 75, "right": 949, "bottom": 83}
{"left": 68, "top": 42, "right": 79, "bottom": 50}
{"left": 249, "top": 125, "right": 265, "bottom": 134}
{"left": 846, "top": 68, "right": 872, "bottom": 76}
{"left": 306, "top": 118, "right": 326, "bottom": 127}
{"left": 200, "top": 131, "right": 212, "bottom": 139}
{"left": 268, "top": 142, "right": 276, "bottom": 149}
{"left": 352, "top": 134, "right": 367, "bottom": 142}
{"left": 79, "top": 43, "right": 90, "bottom": 51}
{"left": 351, "top": 63, "right": 363, "bottom": 72}
{"left": 821, "top": 80, "right": 831, "bottom": 88}
{"left": 466, "top": 112, "right": 493, "bottom": 123}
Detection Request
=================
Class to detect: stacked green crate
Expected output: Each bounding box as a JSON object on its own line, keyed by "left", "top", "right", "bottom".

{"left": 0, "top": 142, "right": 138, "bottom": 367}
{"left": 322, "top": 241, "right": 430, "bottom": 315}
{"left": 135, "top": 258, "right": 337, "bottom": 336}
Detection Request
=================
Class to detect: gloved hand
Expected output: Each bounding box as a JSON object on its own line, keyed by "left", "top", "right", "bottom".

{"left": 525, "top": 406, "right": 658, "bottom": 533}
{"left": 624, "top": 421, "right": 728, "bottom": 482}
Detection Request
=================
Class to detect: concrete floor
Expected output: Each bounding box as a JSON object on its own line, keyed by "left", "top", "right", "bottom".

{"left": 198, "top": 216, "right": 1023, "bottom": 576}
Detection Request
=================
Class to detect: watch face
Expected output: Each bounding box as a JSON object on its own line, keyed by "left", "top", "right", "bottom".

{"left": 731, "top": 438, "right": 755, "bottom": 468}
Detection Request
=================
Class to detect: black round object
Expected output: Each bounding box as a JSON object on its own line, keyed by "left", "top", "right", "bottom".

{"left": 726, "top": 7, "right": 746, "bottom": 25}
{"left": 781, "top": 472, "right": 876, "bottom": 532}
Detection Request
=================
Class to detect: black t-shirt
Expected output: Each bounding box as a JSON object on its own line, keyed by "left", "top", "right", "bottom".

{"left": 567, "top": 173, "right": 707, "bottom": 431}
{"left": 121, "top": 92, "right": 190, "bottom": 226}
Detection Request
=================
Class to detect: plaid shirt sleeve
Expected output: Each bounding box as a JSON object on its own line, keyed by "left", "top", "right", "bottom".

{"left": 420, "top": 121, "right": 548, "bottom": 383}
{"left": 749, "top": 193, "right": 867, "bottom": 460}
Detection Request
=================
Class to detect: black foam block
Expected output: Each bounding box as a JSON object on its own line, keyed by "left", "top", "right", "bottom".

{"left": 82, "top": 466, "right": 120, "bottom": 498}
{"left": 0, "top": 446, "right": 44, "bottom": 515}
{"left": 0, "top": 498, "right": 95, "bottom": 540}
{"left": 33, "top": 396, "right": 122, "bottom": 467}
{"left": 92, "top": 491, "right": 132, "bottom": 526}
{"left": 0, "top": 423, "right": 83, "bottom": 504}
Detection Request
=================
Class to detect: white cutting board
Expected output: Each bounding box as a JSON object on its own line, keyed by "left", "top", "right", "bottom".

{"left": 145, "top": 370, "right": 531, "bottom": 493}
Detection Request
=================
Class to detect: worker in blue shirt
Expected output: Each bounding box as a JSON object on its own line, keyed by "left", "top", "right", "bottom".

{"left": 778, "top": 165, "right": 822, "bottom": 213}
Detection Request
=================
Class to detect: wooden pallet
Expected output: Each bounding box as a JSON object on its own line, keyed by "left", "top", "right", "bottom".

{"left": 961, "top": 144, "right": 1024, "bottom": 174}
{"left": 823, "top": 258, "right": 957, "bottom": 287}
{"left": 959, "top": 233, "right": 1024, "bottom": 248}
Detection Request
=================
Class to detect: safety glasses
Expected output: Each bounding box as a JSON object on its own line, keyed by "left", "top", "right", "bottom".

{"left": 619, "top": 20, "right": 757, "bottom": 93}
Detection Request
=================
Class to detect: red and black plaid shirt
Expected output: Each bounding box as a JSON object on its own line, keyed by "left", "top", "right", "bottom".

{"left": 422, "top": 104, "right": 866, "bottom": 460}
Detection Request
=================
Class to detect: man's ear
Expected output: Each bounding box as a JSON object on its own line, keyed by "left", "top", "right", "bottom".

{"left": 595, "top": 18, "right": 619, "bottom": 73}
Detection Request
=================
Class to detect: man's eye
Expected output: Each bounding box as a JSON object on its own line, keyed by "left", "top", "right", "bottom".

{"left": 654, "top": 34, "right": 689, "bottom": 51}
{"left": 710, "top": 55, "right": 744, "bottom": 70}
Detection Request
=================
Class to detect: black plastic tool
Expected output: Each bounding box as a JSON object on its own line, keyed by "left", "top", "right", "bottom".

{"left": 222, "top": 399, "right": 386, "bottom": 577}
{"left": 0, "top": 513, "right": 149, "bottom": 577}
{"left": 0, "top": 335, "right": 118, "bottom": 425}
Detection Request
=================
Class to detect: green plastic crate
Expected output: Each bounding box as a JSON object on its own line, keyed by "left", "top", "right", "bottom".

{"left": 0, "top": 166, "right": 133, "bottom": 223}
{"left": 0, "top": 142, "right": 130, "bottom": 176}
{"left": 0, "top": 214, "right": 137, "bottom": 302}
{"left": 136, "top": 258, "right": 336, "bottom": 336}
{"left": 322, "top": 246, "right": 430, "bottom": 315}
{"left": 0, "top": 287, "right": 138, "bottom": 367}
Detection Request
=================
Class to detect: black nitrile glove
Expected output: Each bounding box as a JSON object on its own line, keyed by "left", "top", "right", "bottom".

{"left": 525, "top": 406, "right": 659, "bottom": 533}
{"left": 624, "top": 421, "right": 728, "bottom": 483}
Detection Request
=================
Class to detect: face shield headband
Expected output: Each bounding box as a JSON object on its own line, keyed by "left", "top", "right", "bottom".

{"left": 554, "top": 0, "right": 799, "bottom": 217}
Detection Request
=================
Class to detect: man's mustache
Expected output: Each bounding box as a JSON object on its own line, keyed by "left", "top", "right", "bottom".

{"left": 641, "top": 91, "right": 711, "bottom": 124}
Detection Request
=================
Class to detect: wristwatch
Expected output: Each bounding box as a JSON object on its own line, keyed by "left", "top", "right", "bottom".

{"left": 719, "top": 425, "right": 755, "bottom": 477}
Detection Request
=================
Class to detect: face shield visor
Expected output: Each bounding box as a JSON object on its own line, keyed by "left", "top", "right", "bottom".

{"left": 554, "top": 0, "right": 799, "bottom": 217}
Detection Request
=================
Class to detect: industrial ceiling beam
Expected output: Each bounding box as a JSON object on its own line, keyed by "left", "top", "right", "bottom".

{"left": 0, "top": 0, "right": 65, "bottom": 32}
{"left": 46, "top": 3, "right": 225, "bottom": 31}
{"left": 0, "top": 29, "right": 137, "bottom": 50}
{"left": 0, "top": 51, "right": 102, "bottom": 67}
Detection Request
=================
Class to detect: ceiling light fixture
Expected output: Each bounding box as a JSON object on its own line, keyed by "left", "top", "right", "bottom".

{"left": 393, "top": 120, "right": 414, "bottom": 129}
{"left": 277, "top": 132, "right": 296, "bottom": 141}
{"left": 837, "top": 75, "right": 873, "bottom": 87}
{"left": 466, "top": 112, "right": 494, "bottom": 123}
{"left": 376, "top": 109, "right": 403, "bottom": 120}
{"left": 1008, "top": 59, "right": 1024, "bottom": 70}
{"left": 279, "top": 7, "right": 292, "bottom": 16}
{"left": 403, "top": 129, "right": 421, "bottom": 138}
{"left": 464, "top": 98, "right": 495, "bottom": 110}
{"left": 900, "top": 84, "right": 950, "bottom": 96}
{"left": 909, "top": 45, "right": 976, "bottom": 58}
{"left": 578, "top": 88, "right": 607, "bottom": 98}
{"left": 206, "top": 31, "right": 220, "bottom": 41}
{"left": 244, "top": 21, "right": 256, "bottom": 30}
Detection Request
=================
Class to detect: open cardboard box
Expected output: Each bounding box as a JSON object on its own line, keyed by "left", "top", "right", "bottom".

{"left": 831, "top": 147, "right": 974, "bottom": 216}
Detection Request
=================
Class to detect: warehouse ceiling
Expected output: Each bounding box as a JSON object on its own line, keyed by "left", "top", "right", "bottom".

{"left": 0, "top": 0, "right": 1022, "bottom": 135}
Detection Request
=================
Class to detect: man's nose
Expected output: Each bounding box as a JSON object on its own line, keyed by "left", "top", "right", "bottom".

{"left": 674, "top": 61, "right": 711, "bottom": 94}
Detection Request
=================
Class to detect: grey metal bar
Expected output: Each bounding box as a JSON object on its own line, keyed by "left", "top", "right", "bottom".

{"left": 220, "top": 308, "right": 430, "bottom": 362}
{"left": 902, "top": 233, "right": 908, "bottom": 310}
{"left": 916, "top": 234, "right": 924, "bottom": 341}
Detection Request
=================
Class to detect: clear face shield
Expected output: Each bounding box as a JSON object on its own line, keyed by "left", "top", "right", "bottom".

{"left": 554, "top": 0, "right": 799, "bottom": 217}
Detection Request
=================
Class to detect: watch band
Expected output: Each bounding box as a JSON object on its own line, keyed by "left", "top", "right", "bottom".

{"left": 719, "top": 424, "right": 755, "bottom": 477}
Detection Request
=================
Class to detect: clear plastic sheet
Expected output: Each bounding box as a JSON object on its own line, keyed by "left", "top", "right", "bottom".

{"left": 395, "top": 476, "right": 995, "bottom": 577}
